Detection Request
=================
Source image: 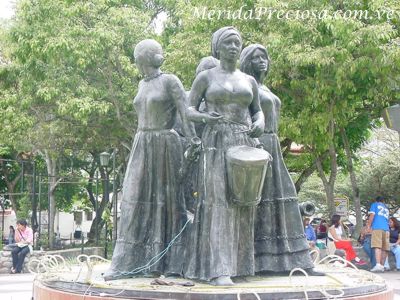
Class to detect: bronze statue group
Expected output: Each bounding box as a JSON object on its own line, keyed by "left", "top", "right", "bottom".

{"left": 103, "top": 26, "right": 316, "bottom": 286}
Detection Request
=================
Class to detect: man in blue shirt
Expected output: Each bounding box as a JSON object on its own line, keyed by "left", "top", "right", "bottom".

{"left": 368, "top": 196, "right": 390, "bottom": 272}
{"left": 304, "top": 217, "right": 316, "bottom": 248}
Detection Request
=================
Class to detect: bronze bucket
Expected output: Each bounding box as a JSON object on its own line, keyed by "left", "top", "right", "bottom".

{"left": 226, "top": 145, "right": 271, "bottom": 206}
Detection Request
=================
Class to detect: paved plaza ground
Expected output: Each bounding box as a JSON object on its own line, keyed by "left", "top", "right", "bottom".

{"left": 1, "top": 270, "right": 400, "bottom": 300}
{"left": 0, "top": 272, "right": 35, "bottom": 300}
{"left": 380, "top": 271, "right": 400, "bottom": 300}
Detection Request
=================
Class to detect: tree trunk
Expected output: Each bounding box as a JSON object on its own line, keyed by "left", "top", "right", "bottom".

{"left": 315, "top": 155, "right": 336, "bottom": 215}
{"left": 1, "top": 160, "right": 23, "bottom": 214}
{"left": 295, "top": 163, "right": 316, "bottom": 193}
{"left": 87, "top": 166, "right": 109, "bottom": 244}
{"left": 5, "top": 179, "right": 20, "bottom": 215}
{"left": 340, "top": 127, "right": 363, "bottom": 238}
{"left": 315, "top": 115, "right": 338, "bottom": 216}
{"left": 30, "top": 162, "right": 38, "bottom": 229}
{"left": 295, "top": 150, "right": 329, "bottom": 193}
{"left": 43, "top": 150, "right": 61, "bottom": 249}
{"left": 85, "top": 161, "right": 97, "bottom": 243}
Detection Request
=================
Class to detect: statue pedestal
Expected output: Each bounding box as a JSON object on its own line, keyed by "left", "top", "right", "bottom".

{"left": 33, "top": 262, "right": 394, "bottom": 300}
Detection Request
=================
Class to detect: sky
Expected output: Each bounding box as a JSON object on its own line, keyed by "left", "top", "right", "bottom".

{"left": 0, "top": 0, "right": 15, "bottom": 20}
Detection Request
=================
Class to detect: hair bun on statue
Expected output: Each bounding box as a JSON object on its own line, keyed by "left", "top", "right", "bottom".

{"left": 153, "top": 53, "right": 164, "bottom": 67}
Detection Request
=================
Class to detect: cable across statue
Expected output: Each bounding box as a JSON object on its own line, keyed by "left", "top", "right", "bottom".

{"left": 104, "top": 27, "right": 319, "bottom": 285}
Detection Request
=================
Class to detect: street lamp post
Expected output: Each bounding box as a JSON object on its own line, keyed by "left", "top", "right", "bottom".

{"left": 0, "top": 197, "right": 5, "bottom": 247}
{"left": 112, "top": 149, "right": 117, "bottom": 249}
{"left": 99, "top": 152, "right": 110, "bottom": 259}
{"left": 95, "top": 171, "right": 99, "bottom": 246}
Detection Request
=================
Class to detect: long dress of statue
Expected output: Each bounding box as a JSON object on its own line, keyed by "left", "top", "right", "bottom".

{"left": 104, "top": 40, "right": 192, "bottom": 280}
{"left": 240, "top": 44, "right": 314, "bottom": 272}
{"left": 184, "top": 27, "right": 265, "bottom": 286}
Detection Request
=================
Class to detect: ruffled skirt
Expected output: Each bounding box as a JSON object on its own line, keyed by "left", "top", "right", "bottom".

{"left": 255, "top": 133, "right": 313, "bottom": 272}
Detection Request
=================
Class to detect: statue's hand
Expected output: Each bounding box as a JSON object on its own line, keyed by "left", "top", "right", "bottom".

{"left": 248, "top": 120, "right": 264, "bottom": 138}
{"left": 201, "top": 112, "right": 222, "bottom": 125}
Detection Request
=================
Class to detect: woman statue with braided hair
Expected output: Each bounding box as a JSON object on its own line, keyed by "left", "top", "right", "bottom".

{"left": 104, "top": 39, "right": 194, "bottom": 280}
{"left": 184, "top": 27, "right": 265, "bottom": 286}
{"left": 240, "top": 44, "right": 315, "bottom": 273}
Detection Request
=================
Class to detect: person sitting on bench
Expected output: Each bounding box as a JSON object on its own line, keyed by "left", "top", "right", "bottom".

{"left": 11, "top": 219, "right": 33, "bottom": 274}
{"left": 328, "top": 214, "right": 367, "bottom": 267}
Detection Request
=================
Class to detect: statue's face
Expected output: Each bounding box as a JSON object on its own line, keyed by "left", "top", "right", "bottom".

{"left": 251, "top": 49, "right": 268, "bottom": 74}
{"left": 218, "top": 34, "right": 241, "bottom": 61}
{"left": 135, "top": 57, "right": 145, "bottom": 75}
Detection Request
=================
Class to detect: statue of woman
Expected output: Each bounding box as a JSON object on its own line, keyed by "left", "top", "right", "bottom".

{"left": 184, "top": 27, "right": 265, "bottom": 286}
{"left": 104, "top": 39, "right": 193, "bottom": 280}
{"left": 240, "top": 44, "right": 314, "bottom": 273}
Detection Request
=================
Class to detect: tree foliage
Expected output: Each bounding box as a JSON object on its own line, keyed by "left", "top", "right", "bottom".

{"left": 162, "top": 0, "right": 400, "bottom": 216}
{"left": 357, "top": 138, "right": 400, "bottom": 214}
{"left": 0, "top": 0, "right": 153, "bottom": 247}
{"left": 0, "top": 0, "right": 399, "bottom": 246}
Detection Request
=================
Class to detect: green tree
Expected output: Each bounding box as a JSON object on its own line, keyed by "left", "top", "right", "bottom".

{"left": 357, "top": 140, "right": 400, "bottom": 213}
{"left": 0, "top": 147, "right": 24, "bottom": 213}
{"left": 0, "top": 0, "right": 152, "bottom": 248}
{"left": 164, "top": 0, "right": 400, "bottom": 225}
{"left": 1, "top": 0, "right": 399, "bottom": 247}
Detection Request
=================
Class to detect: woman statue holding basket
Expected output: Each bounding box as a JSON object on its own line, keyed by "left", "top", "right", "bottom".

{"left": 240, "top": 44, "right": 315, "bottom": 273}
{"left": 184, "top": 27, "right": 268, "bottom": 286}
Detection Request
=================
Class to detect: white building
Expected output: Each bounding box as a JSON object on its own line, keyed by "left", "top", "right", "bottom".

{"left": 37, "top": 210, "right": 95, "bottom": 240}
{"left": 0, "top": 209, "right": 17, "bottom": 241}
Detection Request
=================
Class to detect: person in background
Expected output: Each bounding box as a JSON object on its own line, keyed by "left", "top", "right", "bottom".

{"left": 388, "top": 217, "right": 400, "bottom": 271}
{"left": 317, "top": 219, "right": 328, "bottom": 240}
{"left": 11, "top": 219, "right": 33, "bottom": 274}
{"left": 33, "top": 225, "right": 39, "bottom": 248}
{"left": 368, "top": 196, "right": 390, "bottom": 273}
{"left": 359, "top": 220, "right": 376, "bottom": 268}
{"left": 304, "top": 217, "right": 317, "bottom": 248}
{"left": 328, "top": 214, "right": 367, "bottom": 267}
{"left": 8, "top": 225, "right": 15, "bottom": 245}
{"left": 348, "top": 223, "right": 355, "bottom": 238}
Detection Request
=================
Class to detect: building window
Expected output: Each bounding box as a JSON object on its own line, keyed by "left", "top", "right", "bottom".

{"left": 85, "top": 211, "right": 93, "bottom": 221}
{"left": 74, "top": 211, "right": 82, "bottom": 224}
